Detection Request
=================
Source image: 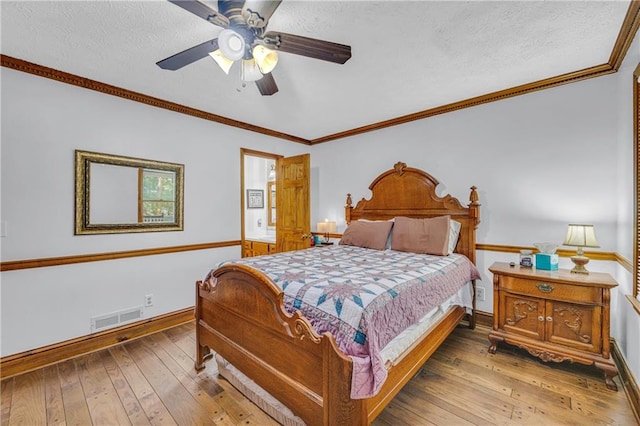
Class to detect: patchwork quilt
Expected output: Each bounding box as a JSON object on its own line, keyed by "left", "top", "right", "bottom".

{"left": 208, "top": 245, "right": 480, "bottom": 399}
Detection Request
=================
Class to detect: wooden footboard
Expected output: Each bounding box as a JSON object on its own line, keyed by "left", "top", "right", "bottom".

{"left": 195, "top": 264, "right": 468, "bottom": 425}
{"left": 196, "top": 264, "right": 366, "bottom": 425}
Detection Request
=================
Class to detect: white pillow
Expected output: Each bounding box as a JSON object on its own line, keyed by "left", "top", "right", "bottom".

{"left": 448, "top": 220, "right": 462, "bottom": 254}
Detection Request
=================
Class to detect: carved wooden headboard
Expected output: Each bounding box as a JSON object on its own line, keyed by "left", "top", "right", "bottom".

{"left": 344, "top": 162, "right": 480, "bottom": 264}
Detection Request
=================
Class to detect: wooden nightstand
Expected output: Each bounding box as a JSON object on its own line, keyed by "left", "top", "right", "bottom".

{"left": 488, "top": 261, "right": 619, "bottom": 390}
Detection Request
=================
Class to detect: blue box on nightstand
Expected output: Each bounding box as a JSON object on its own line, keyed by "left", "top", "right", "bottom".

{"left": 535, "top": 253, "right": 559, "bottom": 270}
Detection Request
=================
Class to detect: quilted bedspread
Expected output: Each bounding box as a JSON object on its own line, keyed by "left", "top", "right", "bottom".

{"left": 211, "top": 245, "right": 480, "bottom": 399}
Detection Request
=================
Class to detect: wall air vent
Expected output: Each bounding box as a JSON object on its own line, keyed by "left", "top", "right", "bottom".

{"left": 91, "top": 306, "right": 144, "bottom": 332}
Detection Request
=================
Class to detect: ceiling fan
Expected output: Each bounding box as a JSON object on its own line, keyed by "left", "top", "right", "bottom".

{"left": 156, "top": 0, "right": 352, "bottom": 95}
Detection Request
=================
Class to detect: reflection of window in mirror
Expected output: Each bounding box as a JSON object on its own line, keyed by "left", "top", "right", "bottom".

{"left": 267, "top": 180, "right": 276, "bottom": 226}
{"left": 140, "top": 169, "right": 176, "bottom": 223}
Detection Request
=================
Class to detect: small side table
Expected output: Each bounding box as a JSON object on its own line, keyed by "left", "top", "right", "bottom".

{"left": 488, "top": 262, "right": 619, "bottom": 391}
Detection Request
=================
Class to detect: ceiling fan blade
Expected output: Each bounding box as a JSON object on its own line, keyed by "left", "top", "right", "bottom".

{"left": 156, "top": 38, "right": 220, "bottom": 70}
{"left": 256, "top": 72, "right": 278, "bottom": 95}
{"left": 168, "top": 0, "right": 229, "bottom": 27}
{"left": 242, "top": 0, "right": 282, "bottom": 28}
{"left": 263, "top": 31, "right": 351, "bottom": 64}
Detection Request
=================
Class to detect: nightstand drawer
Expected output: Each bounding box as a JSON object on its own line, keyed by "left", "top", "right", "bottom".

{"left": 499, "top": 276, "right": 602, "bottom": 305}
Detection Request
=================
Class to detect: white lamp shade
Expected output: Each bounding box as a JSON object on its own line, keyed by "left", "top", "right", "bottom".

{"left": 218, "top": 29, "right": 245, "bottom": 61}
{"left": 208, "top": 49, "right": 234, "bottom": 74}
{"left": 252, "top": 45, "right": 278, "bottom": 74}
{"left": 563, "top": 224, "right": 599, "bottom": 248}
{"left": 317, "top": 220, "right": 336, "bottom": 234}
{"left": 241, "top": 59, "right": 264, "bottom": 82}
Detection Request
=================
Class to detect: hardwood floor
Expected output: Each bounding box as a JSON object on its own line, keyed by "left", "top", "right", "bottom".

{"left": 1, "top": 323, "right": 636, "bottom": 425}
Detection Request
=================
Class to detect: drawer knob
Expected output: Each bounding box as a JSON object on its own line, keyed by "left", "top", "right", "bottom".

{"left": 538, "top": 316, "right": 544, "bottom": 322}
{"left": 546, "top": 316, "right": 553, "bottom": 322}
{"left": 536, "top": 283, "right": 554, "bottom": 293}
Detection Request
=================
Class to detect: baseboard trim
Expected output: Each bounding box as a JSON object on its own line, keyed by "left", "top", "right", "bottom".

{"left": 0, "top": 307, "right": 194, "bottom": 380}
{"left": 612, "top": 339, "right": 640, "bottom": 424}
{"left": 475, "top": 310, "right": 493, "bottom": 329}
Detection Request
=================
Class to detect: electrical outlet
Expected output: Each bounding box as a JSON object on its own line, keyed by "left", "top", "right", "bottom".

{"left": 477, "top": 287, "right": 485, "bottom": 302}
{"left": 145, "top": 294, "right": 154, "bottom": 307}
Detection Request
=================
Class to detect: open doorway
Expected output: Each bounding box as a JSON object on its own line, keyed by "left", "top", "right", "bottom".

{"left": 241, "top": 148, "right": 281, "bottom": 257}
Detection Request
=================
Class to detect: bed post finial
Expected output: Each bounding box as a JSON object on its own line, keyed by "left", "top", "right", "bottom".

{"left": 469, "top": 186, "right": 481, "bottom": 228}
{"left": 345, "top": 193, "right": 352, "bottom": 224}
{"left": 469, "top": 186, "right": 479, "bottom": 206}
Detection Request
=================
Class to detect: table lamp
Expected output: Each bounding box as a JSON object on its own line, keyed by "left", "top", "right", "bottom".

{"left": 317, "top": 219, "right": 336, "bottom": 243}
{"left": 562, "top": 224, "right": 599, "bottom": 274}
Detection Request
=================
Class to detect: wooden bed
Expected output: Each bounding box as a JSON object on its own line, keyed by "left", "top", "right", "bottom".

{"left": 195, "top": 162, "right": 480, "bottom": 425}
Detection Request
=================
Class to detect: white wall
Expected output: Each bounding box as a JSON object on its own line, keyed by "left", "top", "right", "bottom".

{"left": 0, "top": 68, "right": 308, "bottom": 356}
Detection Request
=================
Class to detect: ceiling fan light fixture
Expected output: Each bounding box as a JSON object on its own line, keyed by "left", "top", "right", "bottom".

{"left": 218, "top": 29, "right": 246, "bottom": 61}
{"left": 241, "top": 59, "right": 264, "bottom": 82}
{"left": 252, "top": 45, "right": 278, "bottom": 74}
{"left": 208, "top": 49, "right": 234, "bottom": 74}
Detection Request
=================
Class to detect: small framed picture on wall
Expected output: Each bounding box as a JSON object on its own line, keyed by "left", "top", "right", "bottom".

{"left": 246, "top": 189, "right": 264, "bottom": 209}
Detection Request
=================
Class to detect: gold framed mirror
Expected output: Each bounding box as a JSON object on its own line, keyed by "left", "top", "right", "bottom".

{"left": 75, "top": 150, "right": 184, "bottom": 235}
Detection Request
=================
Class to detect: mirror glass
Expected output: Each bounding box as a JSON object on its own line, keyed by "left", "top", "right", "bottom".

{"left": 75, "top": 150, "right": 184, "bottom": 234}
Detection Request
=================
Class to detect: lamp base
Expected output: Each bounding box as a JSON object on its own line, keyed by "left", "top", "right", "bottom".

{"left": 570, "top": 255, "right": 590, "bottom": 274}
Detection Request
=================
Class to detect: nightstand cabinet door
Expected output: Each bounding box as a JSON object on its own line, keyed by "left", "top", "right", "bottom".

{"left": 547, "top": 301, "right": 601, "bottom": 354}
{"left": 500, "top": 293, "right": 545, "bottom": 341}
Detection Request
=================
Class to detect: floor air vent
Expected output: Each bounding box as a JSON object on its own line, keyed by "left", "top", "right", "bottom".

{"left": 91, "top": 306, "right": 144, "bottom": 332}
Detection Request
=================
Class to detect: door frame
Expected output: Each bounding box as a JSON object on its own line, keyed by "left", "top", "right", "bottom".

{"left": 240, "top": 148, "right": 282, "bottom": 254}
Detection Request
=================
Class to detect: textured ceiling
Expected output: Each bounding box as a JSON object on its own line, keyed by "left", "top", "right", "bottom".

{"left": 0, "top": 1, "right": 632, "bottom": 141}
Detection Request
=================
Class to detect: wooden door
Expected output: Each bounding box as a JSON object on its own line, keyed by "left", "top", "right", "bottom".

{"left": 276, "top": 154, "right": 310, "bottom": 253}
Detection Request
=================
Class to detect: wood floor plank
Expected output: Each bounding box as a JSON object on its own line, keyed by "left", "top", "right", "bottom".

{"left": 230, "top": 388, "right": 282, "bottom": 426}
{"left": 373, "top": 394, "right": 439, "bottom": 426}
{"left": 42, "top": 366, "right": 66, "bottom": 426}
{"left": 413, "top": 368, "right": 518, "bottom": 424}
{"left": 388, "top": 387, "right": 470, "bottom": 425}
{"left": 1, "top": 378, "right": 14, "bottom": 426}
{"left": 146, "top": 331, "right": 224, "bottom": 399}
{"left": 108, "top": 345, "right": 176, "bottom": 425}
{"left": 57, "top": 359, "right": 92, "bottom": 426}
{"left": 163, "top": 328, "right": 196, "bottom": 362}
{"left": 213, "top": 379, "right": 255, "bottom": 423}
{"left": 427, "top": 355, "right": 514, "bottom": 397}
{"left": 124, "top": 339, "right": 215, "bottom": 424}
{"left": 425, "top": 357, "right": 542, "bottom": 420}
{"left": 139, "top": 336, "right": 226, "bottom": 419}
{"left": 76, "top": 352, "right": 132, "bottom": 425}
{"left": 99, "top": 349, "right": 151, "bottom": 425}
{"left": 8, "top": 370, "right": 46, "bottom": 425}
